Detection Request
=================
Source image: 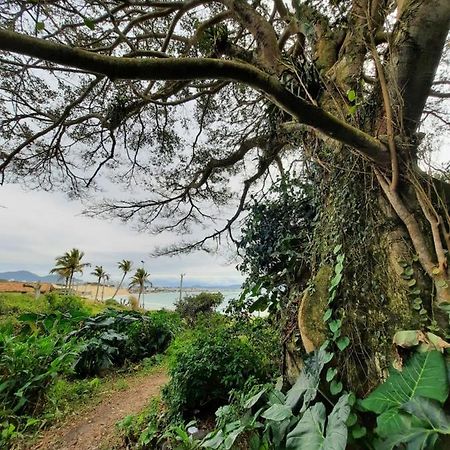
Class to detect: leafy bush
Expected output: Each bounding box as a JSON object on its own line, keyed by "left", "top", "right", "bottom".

{"left": 163, "top": 327, "right": 274, "bottom": 418}
{"left": 0, "top": 333, "right": 78, "bottom": 416}
{"left": 45, "top": 292, "right": 89, "bottom": 315}
{"left": 72, "top": 309, "right": 178, "bottom": 376}
{"left": 175, "top": 292, "right": 224, "bottom": 325}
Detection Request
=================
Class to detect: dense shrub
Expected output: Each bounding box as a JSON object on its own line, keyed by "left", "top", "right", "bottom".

{"left": 45, "top": 292, "right": 89, "bottom": 315}
{"left": 163, "top": 327, "right": 274, "bottom": 418}
{"left": 0, "top": 333, "right": 78, "bottom": 415}
{"left": 72, "top": 309, "right": 179, "bottom": 376}
{"left": 175, "top": 292, "right": 223, "bottom": 325}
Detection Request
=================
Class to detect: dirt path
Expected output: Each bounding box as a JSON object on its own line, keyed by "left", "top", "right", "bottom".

{"left": 30, "top": 369, "right": 168, "bottom": 450}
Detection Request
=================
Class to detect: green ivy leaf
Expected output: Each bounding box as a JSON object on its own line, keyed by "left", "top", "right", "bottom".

{"left": 336, "top": 336, "right": 350, "bottom": 351}
{"left": 346, "top": 412, "right": 357, "bottom": 427}
{"left": 36, "top": 21, "right": 45, "bottom": 31}
{"left": 84, "top": 18, "right": 95, "bottom": 30}
{"left": 351, "top": 425, "right": 366, "bottom": 439}
{"left": 347, "top": 90, "right": 357, "bottom": 102}
{"left": 333, "top": 244, "right": 342, "bottom": 254}
{"left": 329, "top": 319, "right": 342, "bottom": 333}
{"left": 326, "top": 367, "right": 337, "bottom": 382}
{"left": 323, "top": 309, "right": 333, "bottom": 322}
{"left": 330, "top": 380, "right": 343, "bottom": 395}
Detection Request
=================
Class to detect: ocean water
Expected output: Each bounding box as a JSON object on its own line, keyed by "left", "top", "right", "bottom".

{"left": 119, "top": 288, "right": 241, "bottom": 311}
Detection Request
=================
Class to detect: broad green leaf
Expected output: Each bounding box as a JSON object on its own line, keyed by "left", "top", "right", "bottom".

{"left": 286, "top": 394, "right": 350, "bottom": 450}
{"left": 376, "top": 408, "right": 412, "bottom": 437}
{"left": 285, "top": 347, "right": 329, "bottom": 412}
{"left": 36, "top": 21, "right": 45, "bottom": 31}
{"left": 224, "top": 426, "right": 245, "bottom": 449}
{"left": 402, "top": 397, "right": 450, "bottom": 432}
{"left": 360, "top": 351, "right": 448, "bottom": 414}
{"left": 261, "top": 404, "right": 293, "bottom": 421}
{"left": 201, "top": 430, "right": 224, "bottom": 448}
{"left": 244, "top": 387, "right": 267, "bottom": 409}
{"left": 269, "top": 417, "right": 291, "bottom": 448}
{"left": 286, "top": 402, "right": 326, "bottom": 450}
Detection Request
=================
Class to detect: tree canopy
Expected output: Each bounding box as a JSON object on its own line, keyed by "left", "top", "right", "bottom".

{"left": 1, "top": 1, "right": 447, "bottom": 251}
{"left": 1, "top": 0, "right": 449, "bottom": 287}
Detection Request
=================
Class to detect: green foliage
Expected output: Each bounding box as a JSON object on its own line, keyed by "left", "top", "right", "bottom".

{"left": 360, "top": 351, "right": 450, "bottom": 449}
{"left": 200, "top": 347, "right": 352, "bottom": 450}
{"left": 0, "top": 292, "right": 49, "bottom": 320}
{"left": 285, "top": 394, "right": 350, "bottom": 450}
{"left": 175, "top": 292, "right": 224, "bottom": 325}
{"left": 45, "top": 292, "right": 88, "bottom": 314}
{"left": 236, "top": 175, "right": 316, "bottom": 314}
{"left": 44, "top": 377, "right": 101, "bottom": 418}
{"left": 163, "top": 327, "right": 274, "bottom": 419}
{"left": 0, "top": 333, "right": 78, "bottom": 416}
{"left": 72, "top": 309, "right": 177, "bottom": 376}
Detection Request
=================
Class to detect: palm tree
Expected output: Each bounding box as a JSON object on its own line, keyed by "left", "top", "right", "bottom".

{"left": 112, "top": 260, "right": 132, "bottom": 299}
{"left": 129, "top": 268, "right": 150, "bottom": 308}
{"left": 50, "top": 248, "right": 90, "bottom": 293}
{"left": 101, "top": 272, "right": 110, "bottom": 301}
{"left": 91, "top": 265, "right": 106, "bottom": 301}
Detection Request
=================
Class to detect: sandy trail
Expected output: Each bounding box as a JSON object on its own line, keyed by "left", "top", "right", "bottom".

{"left": 30, "top": 369, "right": 168, "bottom": 450}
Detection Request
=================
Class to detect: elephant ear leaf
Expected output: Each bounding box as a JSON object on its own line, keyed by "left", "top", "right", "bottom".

{"left": 285, "top": 394, "right": 350, "bottom": 450}
{"left": 360, "top": 351, "right": 448, "bottom": 414}
{"left": 285, "top": 346, "right": 331, "bottom": 412}
{"left": 375, "top": 397, "right": 450, "bottom": 450}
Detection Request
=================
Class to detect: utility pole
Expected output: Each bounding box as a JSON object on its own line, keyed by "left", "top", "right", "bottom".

{"left": 179, "top": 273, "right": 185, "bottom": 302}
{"left": 141, "top": 260, "right": 145, "bottom": 309}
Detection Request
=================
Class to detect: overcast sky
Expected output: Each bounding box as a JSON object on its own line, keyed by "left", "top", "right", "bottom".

{"left": 0, "top": 184, "right": 243, "bottom": 287}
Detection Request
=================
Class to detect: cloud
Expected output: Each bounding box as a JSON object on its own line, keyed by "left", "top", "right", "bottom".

{"left": 0, "top": 184, "right": 243, "bottom": 286}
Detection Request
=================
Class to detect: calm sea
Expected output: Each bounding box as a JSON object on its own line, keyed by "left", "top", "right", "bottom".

{"left": 119, "top": 288, "right": 241, "bottom": 311}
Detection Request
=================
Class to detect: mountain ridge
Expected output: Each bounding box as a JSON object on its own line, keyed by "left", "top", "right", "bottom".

{"left": 0, "top": 270, "right": 241, "bottom": 289}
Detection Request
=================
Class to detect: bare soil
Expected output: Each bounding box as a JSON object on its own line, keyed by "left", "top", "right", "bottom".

{"left": 29, "top": 369, "right": 168, "bottom": 450}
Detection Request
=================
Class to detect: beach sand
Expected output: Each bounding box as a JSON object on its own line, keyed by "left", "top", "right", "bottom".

{"left": 72, "top": 283, "right": 131, "bottom": 301}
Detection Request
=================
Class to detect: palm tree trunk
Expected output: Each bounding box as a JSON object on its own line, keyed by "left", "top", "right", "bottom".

{"left": 112, "top": 273, "right": 126, "bottom": 299}
{"left": 101, "top": 280, "right": 106, "bottom": 301}
{"left": 95, "top": 278, "right": 100, "bottom": 301}
{"left": 68, "top": 271, "right": 74, "bottom": 293}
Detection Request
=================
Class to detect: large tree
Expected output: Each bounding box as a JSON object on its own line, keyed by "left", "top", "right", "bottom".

{"left": 0, "top": 0, "right": 449, "bottom": 393}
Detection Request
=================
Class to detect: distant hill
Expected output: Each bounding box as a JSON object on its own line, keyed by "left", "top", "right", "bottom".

{"left": 0, "top": 271, "right": 241, "bottom": 289}
{"left": 0, "top": 270, "right": 63, "bottom": 283}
